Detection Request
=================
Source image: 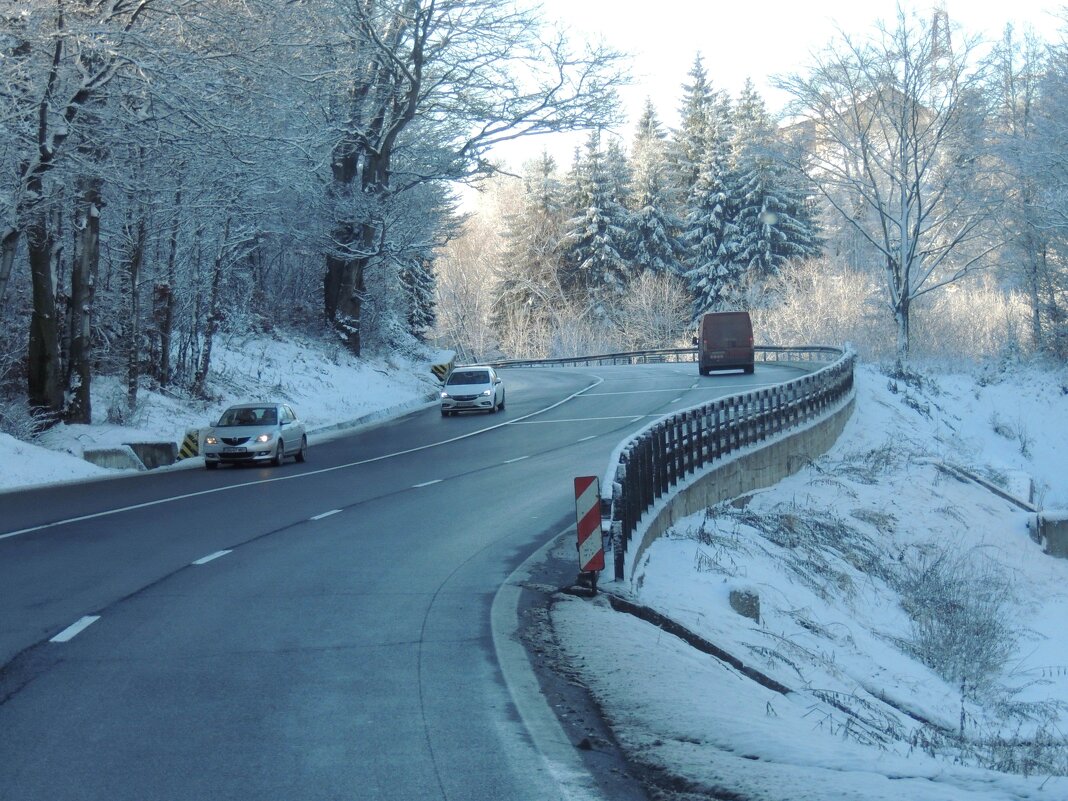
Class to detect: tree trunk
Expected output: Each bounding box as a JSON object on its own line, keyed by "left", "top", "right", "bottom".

{"left": 27, "top": 199, "right": 63, "bottom": 422}
{"left": 66, "top": 178, "right": 102, "bottom": 424}
{"left": 125, "top": 217, "right": 147, "bottom": 414}
{"left": 323, "top": 139, "right": 368, "bottom": 356}
{"left": 157, "top": 187, "right": 181, "bottom": 386}
{"left": 192, "top": 219, "right": 229, "bottom": 398}
{"left": 894, "top": 295, "right": 911, "bottom": 368}
{"left": 0, "top": 228, "right": 19, "bottom": 309}
{"left": 325, "top": 222, "right": 372, "bottom": 356}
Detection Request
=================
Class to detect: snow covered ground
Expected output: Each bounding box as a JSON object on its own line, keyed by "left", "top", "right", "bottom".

{"left": 2, "top": 336, "right": 1066, "bottom": 800}
{"left": 554, "top": 361, "right": 1068, "bottom": 801}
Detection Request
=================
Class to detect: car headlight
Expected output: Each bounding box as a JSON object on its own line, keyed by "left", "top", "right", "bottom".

{"left": 255, "top": 433, "right": 272, "bottom": 443}
{"left": 205, "top": 435, "right": 218, "bottom": 445}
{"left": 440, "top": 391, "right": 450, "bottom": 398}
{"left": 481, "top": 389, "right": 492, "bottom": 396}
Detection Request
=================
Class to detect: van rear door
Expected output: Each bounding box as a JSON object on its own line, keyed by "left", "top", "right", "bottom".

{"left": 698, "top": 312, "right": 754, "bottom": 375}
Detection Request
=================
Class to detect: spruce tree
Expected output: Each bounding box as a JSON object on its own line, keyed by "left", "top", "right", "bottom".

{"left": 559, "top": 131, "right": 633, "bottom": 315}
{"left": 679, "top": 77, "right": 740, "bottom": 319}
{"left": 729, "top": 79, "right": 821, "bottom": 281}
{"left": 494, "top": 151, "right": 567, "bottom": 328}
{"left": 401, "top": 254, "right": 437, "bottom": 339}
{"left": 629, "top": 98, "right": 686, "bottom": 276}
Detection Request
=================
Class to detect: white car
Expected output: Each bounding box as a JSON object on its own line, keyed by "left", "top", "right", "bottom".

{"left": 440, "top": 366, "right": 505, "bottom": 416}
{"left": 202, "top": 402, "right": 307, "bottom": 469}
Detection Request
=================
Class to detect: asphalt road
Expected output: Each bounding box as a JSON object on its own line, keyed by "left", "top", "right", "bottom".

{"left": 0, "top": 362, "right": 807, "bottom": 801}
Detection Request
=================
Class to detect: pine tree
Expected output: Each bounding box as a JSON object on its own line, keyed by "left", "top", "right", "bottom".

{"left": 400, "top": 254, "right": 437, "bottom": 339}
{"left": 679, "top": 77, "right": 740, "bottom": 319}
{"left": 729, "top": 79, "right": 821, "bottom": 281}
{"left": 629, "top": 98, "right": 686, "bottom": 276}
{"left": 559, "top": 131, "right": 633, "bottom": 315}
{"left": 494, "top": 151, "right": 567, "bottom": 328}
{"left": 668, "top": 54, "right": 717, "bottom": 213}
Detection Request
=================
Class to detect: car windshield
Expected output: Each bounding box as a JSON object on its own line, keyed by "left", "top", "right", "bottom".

{"left": 446, "top": 370, "right": 490, "bottom": 386}
{"left": 218, "top": 406, "right": 276, "bottom": 426}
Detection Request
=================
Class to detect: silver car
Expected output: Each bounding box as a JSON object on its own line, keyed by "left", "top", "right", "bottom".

{"left": 440, "top": 366, "right": 505, "bottom": 416}
{"left": 202, "top": 402, "right": 307, "bottom": 469}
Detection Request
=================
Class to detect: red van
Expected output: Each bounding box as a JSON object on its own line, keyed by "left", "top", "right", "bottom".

{"left": 696, "top": 311, "right": 754, "bottom": 375}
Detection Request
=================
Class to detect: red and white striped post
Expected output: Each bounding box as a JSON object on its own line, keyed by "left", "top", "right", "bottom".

{"left": 574, "top": 476, "right": 605, "bottom": 592}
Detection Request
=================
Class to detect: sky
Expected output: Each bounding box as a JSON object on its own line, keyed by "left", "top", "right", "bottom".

{"left": 491, "top": 0, "right": 1065, "bottom": 169}
{"left": 2, "top": 333, "right": 1066, "bottom": 799}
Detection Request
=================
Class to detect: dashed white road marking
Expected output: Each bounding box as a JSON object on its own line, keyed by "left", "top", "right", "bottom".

{"left": 515, "top": 415, "right": 651, "bottom": 424}
{"left": 502, "top": 455, "right": 529, "bottom": 464}
{"left": 577, "top": 435, "right": 597, "bottom": 443}
{"left": 582, "top": 387, "right": 697, "bottom": 396}
{"left": 192, "top": 550, "right": 232, "bottom": 565}
{"left": 50, "top": 616, "right": 100, "bottom": 643}
{"left": 310, "top": 509, "right": 342, "bottom": 521}
{"left": 671, "top": 397, "right": 683, "bottom": 403}
{"left": 413, "top": 479, "right": 442, "bottom": 488}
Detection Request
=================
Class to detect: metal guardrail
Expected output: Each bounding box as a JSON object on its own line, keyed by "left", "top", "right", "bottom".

{"left": 484, "top": 345, "right": 844, "bottom": 369}
{"left": 603, "top": 346, "right": 855, "bottom": 579}
{"left": 479, "top": 344, "right": 855, "bottom": 581}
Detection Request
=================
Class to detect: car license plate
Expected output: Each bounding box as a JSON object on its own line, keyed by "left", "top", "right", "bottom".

{"left": 224, "top": 447, "right": 246, "bottom": 453}
{"left": 707, "top": 351, "right": 725, "bottom": 358}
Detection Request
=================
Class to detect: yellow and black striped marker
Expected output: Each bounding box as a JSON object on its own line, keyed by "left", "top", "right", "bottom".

{"left": 431, "top": 358, "right": 454, "bottom": 382}
{"left": 178, "top": 429, "right": 200, "bottom": 459}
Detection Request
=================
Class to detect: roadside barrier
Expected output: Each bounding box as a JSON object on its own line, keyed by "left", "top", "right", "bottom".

{"left": 601, "top": 346, "right": 855, "bottom": 580}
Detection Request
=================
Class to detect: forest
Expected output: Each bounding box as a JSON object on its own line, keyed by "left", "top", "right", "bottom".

{"left": 1, "top": 2, "right": 1065, "bottom": 439}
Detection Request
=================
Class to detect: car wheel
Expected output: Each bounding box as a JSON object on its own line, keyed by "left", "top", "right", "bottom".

{"left": 272, "top": 440, "right": 285, "bottom": 466}
{"left": 295, "top": 435, "right": 307, "bottom": 463}
{"left": 441, "top": 409, "right": 449, "bottom": 417}
{"left": 499, "top": 392, "right": 505, "bottom": 411}
{"left": 205, "top": 460, "right": 218, "bottom": 471}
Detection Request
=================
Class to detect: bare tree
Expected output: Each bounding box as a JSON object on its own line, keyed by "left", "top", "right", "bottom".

{"left": 313, "top": 0, "right": 626, "bottom": 357}
{"left": 777, "top": 7, "right": 999, "bottom": 365}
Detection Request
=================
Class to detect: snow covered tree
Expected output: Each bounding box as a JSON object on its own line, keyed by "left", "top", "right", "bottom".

{"left": 313, "top": 0, "right": 627, "bottom": 357}
{"left": 494, "top": 152, "right": 568, "bottom": 333}
{"left": 680, "top": 83, "right": 740, "bottom": 319}
{"left": 401, "top": 255, "right": 437, "bottom": 340}
{"left": 777, "top": 7, "right": 997, "bottom": 364}
{"left": 668, "top": 54, "right": 717, "bottom": 211}
{"left": 996, "top": 25, "right": 1068, "bottom": 359}
{"left": 628, "top": 99, "right": 687, "bottom": 276}
{"left": 729, "top": 80, "right": 821, "bottom": 281}
{"left": 559, "top": 130, "right": 634, "bottom": 315}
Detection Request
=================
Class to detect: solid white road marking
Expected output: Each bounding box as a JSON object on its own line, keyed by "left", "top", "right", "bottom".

{"left": 413, "top": 479, "right": 442, "bottom": 488}
{"left": 192, "top": 550, "right": 232, "bottom": 565}
{"left": 50, "top": 615, "right": 100, "bottom": 643}
{"left": 310, "top": 509, "right": 342, "bottom": 521}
